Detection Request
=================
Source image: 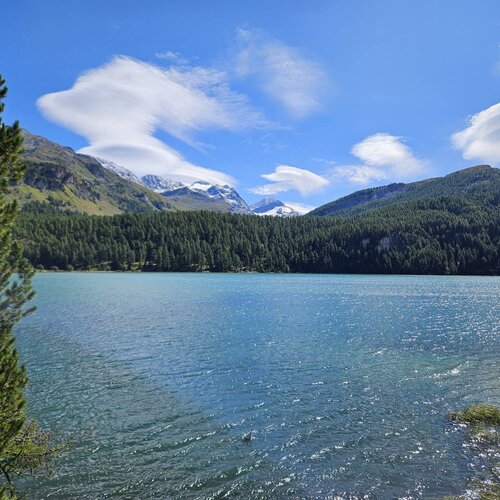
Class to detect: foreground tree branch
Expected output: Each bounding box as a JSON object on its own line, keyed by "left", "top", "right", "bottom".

{"left": 0, "top": 75, "right": 58, "bottom": 498}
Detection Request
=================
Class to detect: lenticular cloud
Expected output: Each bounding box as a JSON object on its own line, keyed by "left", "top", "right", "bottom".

{"left": 37, "top": 56, "right": 265, "bottom": 185}
{"left": 250, "top": 164, "right": 329, "bottom": 196}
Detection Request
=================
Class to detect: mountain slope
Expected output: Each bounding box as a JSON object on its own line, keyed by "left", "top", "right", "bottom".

{"left": 194, "top": 182, "right": 250, "bottom": 213}
{"left": 96, "top": 158, "right": 143, "bottom": 185}
{"left": 310, "top": 166, "right": 500, "bottom": 217}
{"left": 250, "top": 198, "right": 302, "bottom": 217}
{"left": 141, "top": 175, "right": 251, "bottom": 213}
{"left": 157, "top": 186, "right": 232, "bottom": 212}
{"left": 141, "top": 174, "right": 185, "bottom": 193}
{"left": 12, "top": 131, "right": 178, "bottom": 215}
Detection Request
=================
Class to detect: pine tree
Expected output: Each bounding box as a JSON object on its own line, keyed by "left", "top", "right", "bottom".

{"left": 0, "top": 76, "right": 53, "bottom": 498}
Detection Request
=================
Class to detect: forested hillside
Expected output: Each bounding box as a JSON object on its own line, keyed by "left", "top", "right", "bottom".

{"left": 16, "top": 193, "right": 499, "bottom": 275}
{"left": 310, "top": 165, "right": 499, "bottom": 216}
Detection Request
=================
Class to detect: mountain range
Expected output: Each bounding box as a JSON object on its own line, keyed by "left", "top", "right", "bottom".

{"left": 14, "top": 131, "right": 500, "bottom": 275}
{"left": 14, "top": 130, "right": 306, "bottom": 217}
{"left": 12, "top": 130, "right": 500, "bottom": 224}
{"left": 139, "top": 176, "right": 251, "bottom": 213}
{"left": 100, "top": 162, "right": 309, "bottom": 216}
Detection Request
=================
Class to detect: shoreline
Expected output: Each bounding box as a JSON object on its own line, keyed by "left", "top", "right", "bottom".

{"left": 34, "top": 270, "right": 500, "bottom": 277}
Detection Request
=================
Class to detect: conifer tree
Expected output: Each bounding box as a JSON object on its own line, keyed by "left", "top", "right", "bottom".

{"left": 0, "top": 75, "right": 52, "bottom": 498}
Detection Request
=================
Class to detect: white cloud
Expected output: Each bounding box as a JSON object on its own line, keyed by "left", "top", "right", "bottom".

{"left": 234, "top": 29, "right": 328, "bottom": 118}
{"left": 331, "top": 133, "right": 428, "bottom": 185}
{"left": 37, "top": 56, "right": 267, "bottom": 185}
{"left": 352, "top": 133, "right": 425, "bottom": 175}
{"left": 332, "top": 165, "right": 388, "bottom": 185}
{"left": 250, "top": 165, "right": 329, "bottom": 196}
{"left": 452, "top": 102, "right": 500, "bottom": 164}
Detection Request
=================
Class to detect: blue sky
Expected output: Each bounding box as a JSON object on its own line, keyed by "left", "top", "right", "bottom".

{"left": 2, "top": 0, "right": 500, "bottom": 208}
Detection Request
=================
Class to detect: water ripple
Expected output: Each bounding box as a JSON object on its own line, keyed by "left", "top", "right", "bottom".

{"left": 15, "top": 273, "right": 500, "bottom": 499}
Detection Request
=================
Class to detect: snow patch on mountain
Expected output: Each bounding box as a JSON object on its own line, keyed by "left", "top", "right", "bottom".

{"left": 190, "top": 180, "right": 213, "bottom": 192}
{"left": 96, "top": 157, "right": 143, "bottom": 184}
{"left": 250, "top": 198, "right": 313, "bottom": 217}
{"left": 280, "top": 201, "right": 315, "bottom": 215}
{"left": 203, "top": 184, "right": 250, "bottom": 213}
{"left": 142, "top": 175, "right": 250, "bottom": 213}
{"left": 141, "top": 174, "right": 185, "bottom": 193}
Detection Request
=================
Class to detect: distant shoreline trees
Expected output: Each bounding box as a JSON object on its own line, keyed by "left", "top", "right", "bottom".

{"left": 15, "top": 194, "right": 499, "bottom": 276}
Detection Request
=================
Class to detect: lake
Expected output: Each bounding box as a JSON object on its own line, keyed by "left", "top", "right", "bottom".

{"left": 16, "top": 273, "right": 500, "bottom": 498}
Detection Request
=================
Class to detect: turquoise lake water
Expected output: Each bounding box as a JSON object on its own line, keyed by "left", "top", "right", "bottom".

{"left": 16, "top": 273, "right": 500, "bottom": 498}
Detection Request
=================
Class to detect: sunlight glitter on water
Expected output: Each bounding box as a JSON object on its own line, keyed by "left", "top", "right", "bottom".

{"left": 16, "top": 273, "right": 500, "bottom": 498}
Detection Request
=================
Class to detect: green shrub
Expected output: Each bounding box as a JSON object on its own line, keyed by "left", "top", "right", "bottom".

{"left": 449, "top": 404, "right": 500, "bottom": 425}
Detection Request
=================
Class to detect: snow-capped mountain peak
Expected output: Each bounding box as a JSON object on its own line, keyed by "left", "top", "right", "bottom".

{"left": 250, "top": 198, "right": 313, "bottom": 217}
{"left": 202, "top": 184, "right": 250, "bottom": 213}
{"left": 250, "top": 198, "right": 282, "bottom": 211}
{"left": 141, "top": 174, "right": 185, "bottom": 193}
{"left": 141, "top": 175, "right": 250, "bottom": 213}
{"left": 189, "top": 180, "right": 213, "bottom": 192}
{"left": 96, "top": 158, "right": 143, "bottom": 185}
{"left": 93, "top": 158, "right": 310, "bottom": 217}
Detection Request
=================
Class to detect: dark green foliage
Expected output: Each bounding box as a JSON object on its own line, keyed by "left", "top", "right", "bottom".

{"left": 445, "top": 405, "right": 500, "bottom": 499}
{"left": 0, "top": 76, "right": 55, "bottom": 497}
{"left": 15, "top": 189, "right": 499, "bottom": 275}
{"left": 11, "top": 133, "right": 500, "bottom": 276}
{"left": 449, "top": 405, "right": 500, "bottom": 425}
{"left": 441, "top": 480, "right": 500, "bottom": 500}
{"left": 310, "top": 165, "right": 499, "bottom": 217}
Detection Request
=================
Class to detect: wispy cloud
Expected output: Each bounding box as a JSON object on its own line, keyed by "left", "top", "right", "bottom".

{"left": 330, "top": 133, "right": 428, "bottom": 185}
{"left": 37, "top": 56, "right": 268, "bottom": 185}
{"left": 452, "top": 102, "right": 500, "bottom": 164}
{"left": 250, "top": 164, "right": 329, "bottom": 196}
{"left": 233, "top": 28, "right": 328, "bottom": 118}
{"left": 155, "top": 50, "right": 188, "bottom": 65}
